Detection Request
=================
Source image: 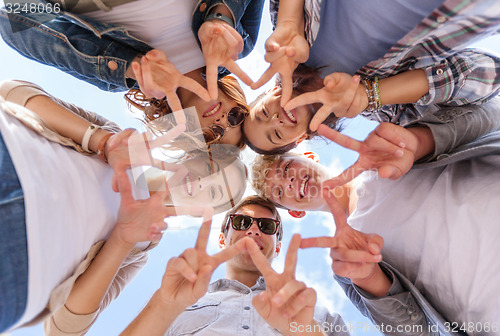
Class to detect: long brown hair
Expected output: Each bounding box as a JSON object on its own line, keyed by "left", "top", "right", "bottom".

{"left": 125, "top": 75, "right": 249, "bottom": 150}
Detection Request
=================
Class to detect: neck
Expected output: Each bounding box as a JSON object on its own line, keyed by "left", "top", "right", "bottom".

{"left": 225, "top": 265, "right": 261, "bottom": 288}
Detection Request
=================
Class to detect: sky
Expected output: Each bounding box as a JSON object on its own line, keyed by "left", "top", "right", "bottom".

{"left": 2, "top": 1, "right": 500, "bottom": 335}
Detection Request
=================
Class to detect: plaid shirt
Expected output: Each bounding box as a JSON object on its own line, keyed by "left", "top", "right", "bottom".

{"left": 271, "top": 0, "right": 500, "bottom": 126}
{"left": 356, "top": 0, "right": 500, "bottom": 125}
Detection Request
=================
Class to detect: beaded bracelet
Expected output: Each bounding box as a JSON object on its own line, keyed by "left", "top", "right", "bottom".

{"left": 362, "top": 77, "right": 381, "bottom": 112}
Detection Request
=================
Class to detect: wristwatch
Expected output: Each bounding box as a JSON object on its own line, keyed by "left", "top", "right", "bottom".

{"left": 204, "top": 12, "right": 235, "bottom": 28}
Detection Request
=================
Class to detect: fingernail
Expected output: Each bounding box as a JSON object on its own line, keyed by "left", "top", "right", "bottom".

{"left": 395, "top": 149, "right": 404, "bottom": 157}
{"left": 399, "top": 142, "right": 406, "bottom": 149}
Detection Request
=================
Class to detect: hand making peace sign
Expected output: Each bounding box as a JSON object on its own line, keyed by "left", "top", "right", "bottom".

{"left": 247, "top": 234, "right": 319, "bottom": 334}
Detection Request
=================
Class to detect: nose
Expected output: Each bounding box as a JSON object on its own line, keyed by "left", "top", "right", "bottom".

{"left": 245, "top": 221, "right": 262, "bottom": 236}
{"left": 272, "top": 112, "right": 284, "bottom": 126}
{"left": 287, "top": 176, "right": 294, "bottom": 191}
{"left": 215, "top": 113, "right": 226, "bottom": 125}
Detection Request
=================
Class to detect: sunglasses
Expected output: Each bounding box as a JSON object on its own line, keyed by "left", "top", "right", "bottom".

{"left": 203, "top": 106, "right": 247, "bottom": 144}
{"left": 228, "top": 214, "right": 280, "bottom": 236}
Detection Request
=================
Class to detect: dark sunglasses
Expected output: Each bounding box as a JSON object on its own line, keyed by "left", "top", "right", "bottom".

{"left": 203, "top": 106, "right": 247, "bottom": 144}
{"left": 228, "top": 214, "right": 280, "bottom": 235}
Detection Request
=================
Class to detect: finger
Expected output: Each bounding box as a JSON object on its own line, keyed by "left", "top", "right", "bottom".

{"left": 211, "top": 236, "right": 247, "bottom": 266}
{"left": 309, "top": 105, "right": 332, "bottom": 132}
{"left": 180, "top": 76, "right": 211, "bottom": 102}
{"left": 246, "top": 238, "right": 276, "bottom": 278}
{"left": 378, "top": 164, "right": 402, "bottom": 179}
{"left": 205, "top": 62, "right": 219, "bottom": 101}
{"left": 180, "top": 248, "right": 199, "bottom": 273}
{"left": 321, "top": 161, "right": 365, "bottom": 189}
{"left": 286, "top": 287, "right": 316, "bottom": 318}
{"left": 365, "top": 131, "right": 406, "bottom": 158}
{"left": 251, "top": 66, "right": 277, "bottom": 90}
{"left": 132, "top": 61, "right": 144, "bottom": 89}
{"left": 224, "top": 60, "right": 253, "bottom": 87}
{"left": 284, "top": 234, "right": 301, "bottom": 277}
{"left": 141, "top": 58, "right": 162, "bottom": 99}
{"left": 272, "top": 280, "right": 307, "bottom": 307}
{"left": 165, "top": 92, "right": 183, "bottom": 114}
{"left": 318, "top": 125, "right": 363, "bottom": 152}
{"left": 147, "top": 124, "right": 187, "bottom": 149}
{"left": 194, "top": 217, "right": 212, "bottom": 252}
{"left": 367, "top": 234, "right": 384, "bottom": 255}
{"left": 322, "top": 188, "right": 349, "bottom": 229}
{"left": 116, "top": 170, "right": 133, "bottom": 202}
{"left": 300, "top": 236, "right": 337, "bottom": 249}
{"left": 374, "top": 123, "right": 409, "bottom": 149}
{"left": 219, "top": 26, "right": 243, "bottom": 57}
{"left": 168, "top": 257, "right": 197, "bottom": 282}
{"left": 252, "top": 291, "right": 271, "bottom": 319}
{"left": 279, "top": 71, "right": 294, "bottom": 107}
{"left": 332, "top": 248, "right": 382, "bottom": 263}
{"left": 284, "top": 91, "right": 319, "bottom": 115}
{"left": 264, "top": 47, "right": 286, "bottom": 63}
{"left": 193, "top": 264, "right": 213, "bottom": 298}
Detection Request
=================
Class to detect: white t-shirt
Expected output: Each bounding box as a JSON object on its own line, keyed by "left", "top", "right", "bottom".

{"left": 0, "top": 102, "right": 120, "bottom": 329}
{"left": 86, "top": 0, "right": 206, "bottom": 74}
{"left": 349, "top": 156, "right": 500, "bottom": 332}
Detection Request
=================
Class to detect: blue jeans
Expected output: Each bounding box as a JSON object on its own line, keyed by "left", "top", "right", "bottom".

{"left": 0, "top": 131, "right": 28, "bottom": 332}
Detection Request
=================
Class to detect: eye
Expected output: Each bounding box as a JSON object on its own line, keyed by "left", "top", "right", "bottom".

{"left": 284, "top": 161, "right": 291, "bottom": 174}
{"left": 274, "top": 129, "right": 282, "bottom": 140}
{"left": 210, "top": 186, "right": 216, "bottom": 200}
{"left": 262, "top": 108, "right": 269, "bottom": 118}
{"left": 277, "top": 187, "right": 283, "bottom": 200}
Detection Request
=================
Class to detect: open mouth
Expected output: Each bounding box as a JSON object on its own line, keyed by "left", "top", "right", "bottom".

{"left": 183, "top": 175, "right": 193, "bottom": 196}
{"left": 299, "top": 175, "right": 310, "bottom": 198}
{"left": 283, "top": 108, "right": 297, "bottom": 124}
{"left": 203, "top": 102, "right": 222, "bottom": 118}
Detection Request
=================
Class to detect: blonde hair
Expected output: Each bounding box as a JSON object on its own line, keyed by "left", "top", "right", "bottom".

{"left": 251, "top": 152, "right": 304, "bottom": 200}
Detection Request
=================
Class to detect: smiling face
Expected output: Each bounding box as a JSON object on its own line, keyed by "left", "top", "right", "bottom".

{"left": 178, "top": 88, "right": 244, "bottom": 147}
{"left": 263, "top": 155, "right": 329, "bottom": 211}
{"left": 167, "top": 155, "right": 246, "bottom": 213}
{"left": 220, "top": 204, "right": 281, "bottom": 271}
{"left": 243, "top": 88, "right": 313, "bottom": 153}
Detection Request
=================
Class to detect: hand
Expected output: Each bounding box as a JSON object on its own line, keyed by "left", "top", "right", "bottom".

{"left": 318, "top": 123, "right": 418, "bottom": 188}
{"left": 284, "top": 73, "right": 366, "bottom": 131}
{"left": 198, "top": 21, "right": 253, "bottom": 100}
{"left": 252, "top": 22, "right": 310, "bottom": 106}
{"left": 248, "top": 235, "right": 317, "bottom": 334}
{"left": 132, "top": 49, "right": 211, "bottom": 112}
{"left": 158, "top": 217, "right": 248, "bottom": 310}
{"left": 105, "top": 124, "right": 187, "bottom": 192}
{"left": 111, "top": 170, "right": 171, "bottom": 247}
{"left": 300, "top": 189, "right": 383, "bottom": 281}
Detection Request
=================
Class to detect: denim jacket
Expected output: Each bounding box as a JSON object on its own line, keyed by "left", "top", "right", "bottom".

{"left": 0, "top": 0, "right": 264, "bottom": 92}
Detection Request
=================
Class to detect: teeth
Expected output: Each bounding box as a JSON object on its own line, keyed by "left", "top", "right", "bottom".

{"left": 285, "top": 109, "right": 296, "bottom": 122}
{"left": 300, "top": 175, "right": 309, "bottom": 198}
{"left": 204, "top": 103, "right": 221, "bottom": 117}
{"left": 185, "top": 175, "right": 192, "bottom": 195}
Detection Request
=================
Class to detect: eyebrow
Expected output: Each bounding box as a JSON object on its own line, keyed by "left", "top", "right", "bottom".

{"left": 218, "top": 185, "right": 223, "bottom": 201}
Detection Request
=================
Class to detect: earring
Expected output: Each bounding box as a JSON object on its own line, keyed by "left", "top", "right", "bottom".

{"left": 288, "top": 210, "right": 306, "bottom": 218}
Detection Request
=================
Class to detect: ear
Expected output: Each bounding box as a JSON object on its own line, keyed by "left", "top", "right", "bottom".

{"left": 295, "top": 132, "right": 309, "bottom": 145}
{"left": 218, "top": 232, "right": 226, "bottom": 250}
{"left": 302, "top": 151, "right": 319, "bottom": 163}
{"left": 274, "top": 240, "right": 282, "bottom": 257}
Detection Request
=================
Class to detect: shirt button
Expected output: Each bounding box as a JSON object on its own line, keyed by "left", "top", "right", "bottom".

{"left": 199, "top": 2, "right": 207, "bottom": 11}
{"left": 107, "top": 60, "right": 118, "bottom": 71}
{"left": 436, "top": 15, "right": 446, "bottom": 23}
{"left": 244, "top": 306, "right": 251, "bottom": 310}
{"left": 407, "top": 306, "right": 415, "bottom": 314}
{"left": 410, "top": 313, "right": 420, "bottom": 321}
{"left": 242, "top": 325, "right": 250, "bottom": 329}
{"left": 436, "top": 68, "right": 444, "bottom": 75}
